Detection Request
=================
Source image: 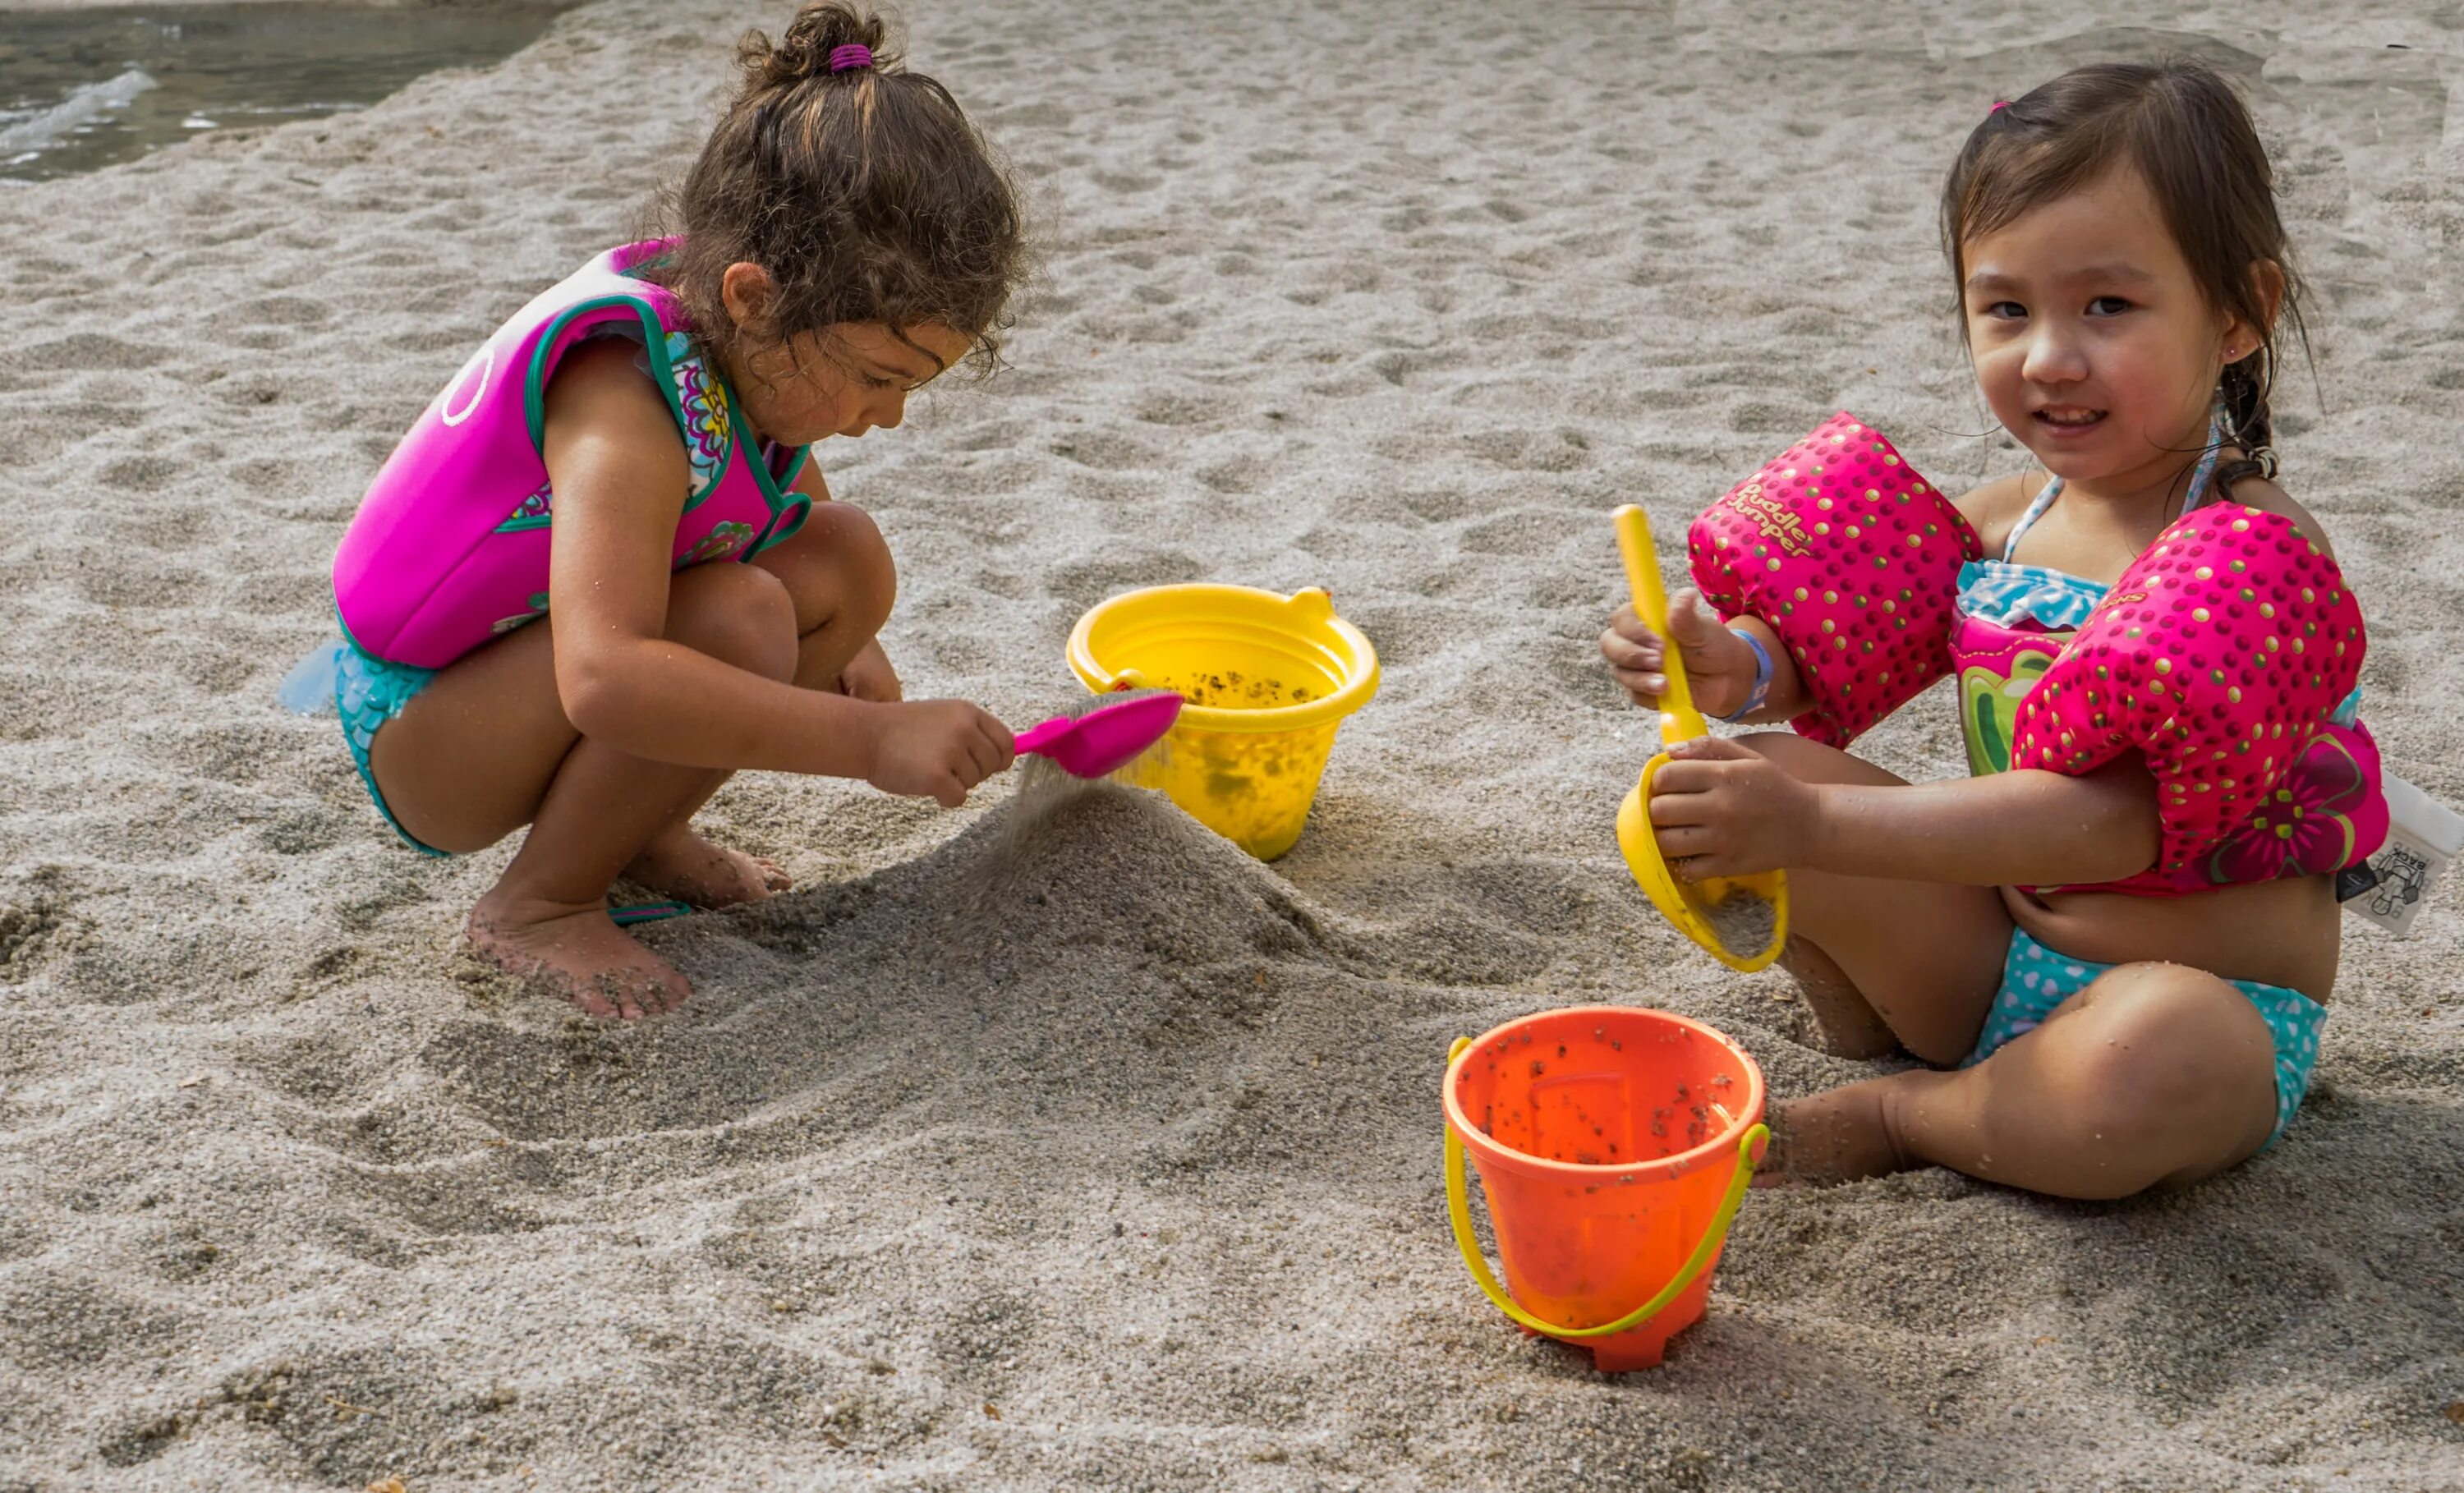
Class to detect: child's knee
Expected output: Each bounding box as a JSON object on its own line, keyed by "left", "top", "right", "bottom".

{"left": 1733, "top": 730, "right": 1817, "bottom": 766}
{"left": 791, "top": 502, "right": 898, "bottom": 636}
{"left": 669, "top": 564, "right": 799, "bottom": 682}
{"left": 2059, "top": 967, "right": 2275, "bottom": 1155}
{"left": 838, "top": 507, "right": 897, "bottom": 635}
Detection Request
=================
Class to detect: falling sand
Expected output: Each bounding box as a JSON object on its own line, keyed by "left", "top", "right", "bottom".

{"left": 1701, "top": 887, "right": 1777, "bottom": 959}
{"left": 997, "top": 690, "right": 1181, "bottom": 829}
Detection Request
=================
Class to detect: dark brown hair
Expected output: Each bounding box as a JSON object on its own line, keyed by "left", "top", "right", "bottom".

{"left": 655, "top": 2, "right": 1025, "bottom": 379}
{"left": 1941, "top": 60, "right": 2307, "bottom": 490}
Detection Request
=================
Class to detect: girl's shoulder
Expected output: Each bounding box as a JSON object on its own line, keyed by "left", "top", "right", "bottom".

{"left": 2215, "top": 462, "right": 2335, "bottom": 559}
{"left": 1949, "top": 471, "right": 2053, "bottom": 559}
{"left": 547, "top": 338, "right": 676, "bottom": 432}
{"left": 540, "top": 337, "right": 692, "bottom": 486}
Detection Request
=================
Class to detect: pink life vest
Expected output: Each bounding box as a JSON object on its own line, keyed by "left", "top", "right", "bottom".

{"left": 331, "top": 239, "right": 813, "bottom": 669}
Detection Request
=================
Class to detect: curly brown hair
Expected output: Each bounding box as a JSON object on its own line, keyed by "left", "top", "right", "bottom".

{"left": 653, "top": 2, "right": 1026, "bottom": 381}
{"left": 1942, "top": 60, "right": 2309, "bottom": 490}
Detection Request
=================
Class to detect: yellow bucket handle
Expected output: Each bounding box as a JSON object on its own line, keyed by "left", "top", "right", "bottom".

{"left": 1443, "top": 1036, "right": 1768, "bottom": 1341}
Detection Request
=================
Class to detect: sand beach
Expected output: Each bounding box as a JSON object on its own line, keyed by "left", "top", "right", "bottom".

{"left": 0, "top": 1, "right": 2458, "bottom": 1488}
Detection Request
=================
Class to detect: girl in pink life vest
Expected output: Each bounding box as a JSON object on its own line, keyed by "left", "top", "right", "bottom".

{"left": 1598, "top": 62, "right": 2381, "bottom": 1197}
{"left": 322, "top": 3, "right": 1023, "bottom": 1018}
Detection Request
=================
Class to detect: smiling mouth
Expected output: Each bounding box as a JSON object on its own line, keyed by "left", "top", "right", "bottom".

{"left": 2032, "top": 407, "right": 2106, "bottom": 431}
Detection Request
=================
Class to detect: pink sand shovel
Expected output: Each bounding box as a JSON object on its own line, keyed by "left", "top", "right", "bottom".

{"left": 1012, "top": 690, "right": 1184, "bottom": 779}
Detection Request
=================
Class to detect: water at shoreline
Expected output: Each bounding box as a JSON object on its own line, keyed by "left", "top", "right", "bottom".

{"left": 0, "top": 2, "right": 576, "bottom": 182}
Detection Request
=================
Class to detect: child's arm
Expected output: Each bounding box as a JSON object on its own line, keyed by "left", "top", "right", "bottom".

{"left": 1648, "top": 737, "right": 2160, "bottom": 888}
{"left": 1606, "top": 473, "right": 2040, "bottom": 726}
{"left": 540, "top": 343, "right": 1008, "bottom": 802}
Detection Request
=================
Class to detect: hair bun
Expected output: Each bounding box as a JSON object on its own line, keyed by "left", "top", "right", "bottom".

{"left": 739, "top": 2, "right": 897, "bottom": 90}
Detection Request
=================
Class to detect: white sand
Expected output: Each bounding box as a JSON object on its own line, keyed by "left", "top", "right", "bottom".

{"left": 2, "top": 1, "right": 2460, "bottom": 1488}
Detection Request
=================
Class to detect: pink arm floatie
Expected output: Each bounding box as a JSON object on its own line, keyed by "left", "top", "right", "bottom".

{"left": 2010, "top": 504, "right": 2386, "bottom": 892}
{"left": 1689, "top": 412, "right": 1981, "bottom": 746}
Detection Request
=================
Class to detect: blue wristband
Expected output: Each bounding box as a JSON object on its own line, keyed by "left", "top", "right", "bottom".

{"left": 1717, "top": 629, "right": 1773, "bottom": 722}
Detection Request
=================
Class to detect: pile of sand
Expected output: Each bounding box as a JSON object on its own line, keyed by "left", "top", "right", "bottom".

{"left": 0, "top": 0, "right": 2457, "bottom": 1488}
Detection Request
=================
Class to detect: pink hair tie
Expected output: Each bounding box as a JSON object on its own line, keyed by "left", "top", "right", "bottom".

{"left": 1988, "top": 100, "right": 2011, "bottom": 113}
{"left": 829, "top": 43, "right": 874, "bottom": 73}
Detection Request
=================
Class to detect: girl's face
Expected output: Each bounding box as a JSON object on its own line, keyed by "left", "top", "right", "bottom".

{"left": 1961, "top": 167, "right": 2261, "bottom": 495}
{"left": 731, "top": 320, "right": 972, "bottom": 448}
{"left": 717, "top": 261, "right": 971, "bottom": 446}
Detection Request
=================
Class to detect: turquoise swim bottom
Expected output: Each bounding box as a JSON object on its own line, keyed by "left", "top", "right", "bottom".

{"left": 333, "top": 636, "right": 445, "bottom": 857}
{"left": 313, "top": 637, "right": 693, "bottom": 926}
{"left": 1965, "top": 927, "right": 2326, "bottom": 1149}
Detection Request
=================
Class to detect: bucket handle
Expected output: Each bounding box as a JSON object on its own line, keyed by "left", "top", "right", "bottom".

{"left": 1443, "top": 1036, "right": 1768, "bottom": 1341}
{"left": 1085, "top": 664, "right": 1157, "bottom": 694}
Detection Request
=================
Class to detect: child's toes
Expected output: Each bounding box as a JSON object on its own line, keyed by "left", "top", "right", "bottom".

{"left": 637, "top": 963, "right": 693, "bottom": 1018}
{"left": 467, "top": 903, "right": 692, "bottom": 1019}
{"left": 623, "top": 829, "right": 784, "bottom": 908}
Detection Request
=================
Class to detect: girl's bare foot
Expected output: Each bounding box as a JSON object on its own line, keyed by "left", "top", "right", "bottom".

{"left": 621, "top": 826, "right": 789, "bottom": 909}
{"left": 467, "top": 892, "right": 692, "bottom": 1020}
{"left": 1748, "top": 1111, "right": 1804, "bottom": 1189}
{"left": 1756, "top": 1081, "right": 1917, "bottom": 1186}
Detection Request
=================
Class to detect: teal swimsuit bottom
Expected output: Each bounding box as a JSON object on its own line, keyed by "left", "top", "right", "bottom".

{"left": 1964, "top": 928, "right": 2325, "bottom": 1149}
{"left": 283, "top": 635, "right": 443, "bottom": 856}
{"left": 333, "top": 636, "right": 447, "bottom": 857}
{"left": 282, "top": 636, "right": 692, "bottom": 928}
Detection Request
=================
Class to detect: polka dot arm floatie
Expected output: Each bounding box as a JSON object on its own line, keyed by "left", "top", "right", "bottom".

{"left": 1688, "top": 411, "right": 1983, "bottom": 748}
{"left": 2007, "top": 504, "right": 2382, "bottom": 889}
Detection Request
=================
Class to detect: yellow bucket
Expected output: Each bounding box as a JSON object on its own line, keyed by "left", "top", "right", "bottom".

{"left": 1067, "top": 585, "right": 1379, "bottom": 860}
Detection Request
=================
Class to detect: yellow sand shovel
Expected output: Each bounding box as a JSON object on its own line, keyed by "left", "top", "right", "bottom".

{"left": 1611, "top": 504, "right": 1789, "bottom": 973}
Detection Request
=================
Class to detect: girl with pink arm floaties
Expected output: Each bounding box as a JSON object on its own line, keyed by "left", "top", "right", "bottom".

{"left": 1600, "top": 62, "right": 2390, "bottom": 1197}
{"left": 309, "top": 3, "right": 1021, "bottom": 1018}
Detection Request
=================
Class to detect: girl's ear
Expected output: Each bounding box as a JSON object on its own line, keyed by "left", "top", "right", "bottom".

{"left": 2225, "top": 258, "right": 2287, "bottom": 361}
{"left": 719, "top": 261, "right": 779, "bottom": 335}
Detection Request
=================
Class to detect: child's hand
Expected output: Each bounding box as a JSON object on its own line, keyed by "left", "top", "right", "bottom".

{"left": 1599, "top": 590, "right": 1758, "bottom": 719}
{"left": 1648, "top": 736, "right": 1823, "bottom": 879}
{"left": 866, "top": 701, "right": 1015, "bottom": 806}
{"left": 839, "top": 640, "right": 903, "bottom": 703}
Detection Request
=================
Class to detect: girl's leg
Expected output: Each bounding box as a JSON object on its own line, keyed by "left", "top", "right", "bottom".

{"left": 620, "top": 503, "right": 899, "bottom": 902}
{"left": 1775, "top": 962, "right": 2283, "bottom": 1197}
{"left": 1732, "top": 733, "right": 2013, "bottom": 1063}
{"left": 372, "top": 563, "right": 802, "bottom": 1017}
{"left": 368, "top": 508, "right": 894, "bottom": 1018}
{"left": 748, "top": 500, "right": 899, "bottom": 692}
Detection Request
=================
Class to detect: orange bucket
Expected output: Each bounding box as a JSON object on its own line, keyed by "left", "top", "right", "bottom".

{"left": 1442, "top": 1006, "right": 1768, "bottom": 1371}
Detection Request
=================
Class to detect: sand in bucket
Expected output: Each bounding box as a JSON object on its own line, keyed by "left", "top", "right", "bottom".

{"left": 1067, "top": 585, "right": 1379, "bottom": 861}
{"left": 1444, "top": 1006, "right": 1768, "bottom": 1371}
